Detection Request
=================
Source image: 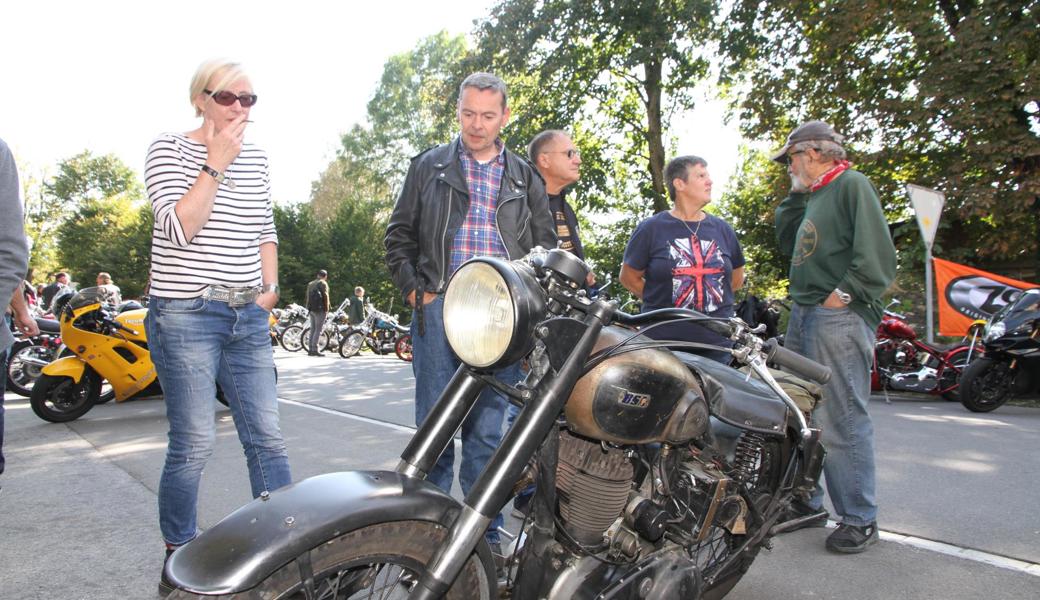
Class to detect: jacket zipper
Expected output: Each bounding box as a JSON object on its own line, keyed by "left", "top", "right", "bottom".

{"left": 496, "top": 191, "right": 524, "bottom": 259}
{"left": 438, "top": 187, "right": 453, "bottom": 290}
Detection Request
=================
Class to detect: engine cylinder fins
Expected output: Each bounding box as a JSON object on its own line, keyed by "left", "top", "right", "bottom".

{"left": 556, "top": 431, "right": 634, "bottom": 546}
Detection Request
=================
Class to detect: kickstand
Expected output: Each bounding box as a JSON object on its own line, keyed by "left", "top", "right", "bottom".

{"left": 883, "top": 386, "right": 891, "bottom": 404}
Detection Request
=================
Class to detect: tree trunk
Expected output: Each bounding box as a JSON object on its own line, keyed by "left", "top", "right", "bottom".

{"left": 643, "top": 59, "right": 668, "bottom": 214}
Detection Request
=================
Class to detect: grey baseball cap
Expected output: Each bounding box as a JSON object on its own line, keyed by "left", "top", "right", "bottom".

{"left": 770, "top": 120, "right": 845, "bottom": 163}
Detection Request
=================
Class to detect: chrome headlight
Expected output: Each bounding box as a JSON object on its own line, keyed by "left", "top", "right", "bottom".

{"left": 443, "top": 258, "right": 546, "bottom": 369}
{"left": 984, "top": 322, "right": 1005, "bottom": 343}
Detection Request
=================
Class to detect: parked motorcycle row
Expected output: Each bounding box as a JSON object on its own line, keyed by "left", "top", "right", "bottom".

{"left": 275, "top": 298, "right": 413, "bottom": 362}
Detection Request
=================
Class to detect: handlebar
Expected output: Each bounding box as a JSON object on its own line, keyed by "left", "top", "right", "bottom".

{"left": 762, "top": 339, "right": 831, "bottom": 385}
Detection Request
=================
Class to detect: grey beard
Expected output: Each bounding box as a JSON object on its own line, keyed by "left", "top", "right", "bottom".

{"left": 790, "top": 174, "right": 810, "bottom": 193}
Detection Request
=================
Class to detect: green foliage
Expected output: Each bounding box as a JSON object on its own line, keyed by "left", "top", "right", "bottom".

{"left": 56, "top": 197, "right": 152, "bottom": 297}
{"left": 45, "top": 151, "right": 143, "bottom": 208}
{"left": 719, "top": 0, "right": 1040, "bottom": 267}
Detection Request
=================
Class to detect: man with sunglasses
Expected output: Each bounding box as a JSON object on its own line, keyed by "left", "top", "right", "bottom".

{"left": 385, "top": 72, "right": 556, "bottom": 567}
{"left": 772, "top": 120, "right": 896, "bottom": 554}
{"left": 527, "top": 130, "right": 595, "bottom": 287}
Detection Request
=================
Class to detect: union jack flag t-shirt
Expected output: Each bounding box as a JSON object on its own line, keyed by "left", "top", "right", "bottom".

{"left": 623, "top": 211, "right": 745, "bottom": 347}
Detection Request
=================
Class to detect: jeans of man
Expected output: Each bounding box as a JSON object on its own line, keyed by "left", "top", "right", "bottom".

{"left": 785, "top": 303, "right": 877, "bottom": 526}
{"left": 147, "top": 296, "right": 292, "bottom": 545}
{"left": 411, "top": 296, "right": 521, "bottom": 545}
{"left": 308, "top": 311, "right": 326, "bottom": 353}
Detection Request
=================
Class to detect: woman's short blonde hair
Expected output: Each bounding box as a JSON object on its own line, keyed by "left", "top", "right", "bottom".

{"left": 189, "top": 59, "right": 249, "bottom": 117}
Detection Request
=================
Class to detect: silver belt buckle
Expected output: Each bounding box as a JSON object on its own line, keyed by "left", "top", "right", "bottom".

{"left": 203, "top": 285, "right": 258, "bottom": 307}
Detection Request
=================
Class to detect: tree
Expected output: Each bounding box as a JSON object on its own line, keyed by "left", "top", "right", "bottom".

{"left": 475, "top": 0, "right": 716, "bottom": 214}
{"left": 719, "top": 0, "right": 1040, "bottom": 270}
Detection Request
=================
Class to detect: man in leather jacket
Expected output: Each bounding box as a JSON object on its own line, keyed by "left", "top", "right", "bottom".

{"left": 385, "top": 72, "right": 556, "bottom": 555}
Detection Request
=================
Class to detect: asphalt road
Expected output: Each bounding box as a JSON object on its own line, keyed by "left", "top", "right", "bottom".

{"left": 1, "top": 349, "right": 1038, "bottom": 599}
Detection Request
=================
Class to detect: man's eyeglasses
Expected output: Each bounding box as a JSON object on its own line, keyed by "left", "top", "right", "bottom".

{"left": 545, "top": 149, "right": 581, "bottom": 159}
{"left": 782, "top": 148, "right": 813, "bottom": 165}
{"left": 204, "top": 89, "right": 258, "bottom": 107}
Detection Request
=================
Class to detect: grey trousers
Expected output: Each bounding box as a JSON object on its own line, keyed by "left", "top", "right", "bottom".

{"left": 308, "top": 311, "right": 326, "bottom": 353}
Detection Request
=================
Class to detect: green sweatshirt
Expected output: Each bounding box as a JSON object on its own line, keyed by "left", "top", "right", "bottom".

{"left": 775, "top": 169, "right": 896, "bottom": 327}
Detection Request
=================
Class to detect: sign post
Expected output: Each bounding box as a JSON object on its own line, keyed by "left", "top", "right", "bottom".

{"left": 906, "top": 184, "right": 945, "bottom": 343}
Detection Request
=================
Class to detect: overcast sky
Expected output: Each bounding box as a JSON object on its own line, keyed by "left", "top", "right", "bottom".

{"left": 1, "top": 1, "right": 742, "bottom": 205}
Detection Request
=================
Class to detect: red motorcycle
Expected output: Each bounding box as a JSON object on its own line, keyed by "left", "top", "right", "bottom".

{"left": 872, "top": 302, "right": 979, "bottom": 400}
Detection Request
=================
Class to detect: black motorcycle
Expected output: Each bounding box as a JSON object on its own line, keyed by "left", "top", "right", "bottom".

{"left": 959, "top": 287, "right": 1040, "bottom": 413}
{"left": 165, "top": 248, "right": 831, "bottom": 600}
{"left": 338, "top": 307, "right": 410, "bottom": 359}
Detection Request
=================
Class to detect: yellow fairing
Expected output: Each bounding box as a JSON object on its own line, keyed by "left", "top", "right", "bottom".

{"left": 61, "top": 303, "right": 156, "bottom": 402}
{"left": 41, "top": 356, "right": 87, "bottom": 382}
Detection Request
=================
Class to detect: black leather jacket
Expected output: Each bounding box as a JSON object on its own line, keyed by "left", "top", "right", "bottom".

{"left": 384, "top": 137, "right": 557, "bottom": 302}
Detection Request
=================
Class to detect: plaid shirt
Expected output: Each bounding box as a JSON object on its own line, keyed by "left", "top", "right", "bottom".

{"left": 449, "top": 139, "right": 509, "bottom": 274}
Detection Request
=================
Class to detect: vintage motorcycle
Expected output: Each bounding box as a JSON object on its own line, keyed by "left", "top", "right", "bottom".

{"left": 872, "top": 302, "right": 977, "bottom": 400}
{"left": 958, "top": 287, "right": 1040, "bottom": 413}
{"left": 337, "top": 306, "right": 410, "bottom": 359}
{"left": 30, "top": 287, "right": 227, "bottom": 423}
{"left": 280, "top": 299, "right": 350, "bottom": 353}
{"left": 165, "top": 248, "right": 831, "bottom": 600}
{"left": 271, "top": 303, "right": 308, "bottom": 345}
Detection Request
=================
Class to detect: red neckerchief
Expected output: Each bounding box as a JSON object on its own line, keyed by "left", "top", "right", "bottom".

{"left": 810, "top": 160, "right": 851, "bottom": 192}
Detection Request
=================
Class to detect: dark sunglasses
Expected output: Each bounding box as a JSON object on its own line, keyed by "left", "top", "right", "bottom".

{"left": 204, "top": 89, "right": 258, "bottom": 107}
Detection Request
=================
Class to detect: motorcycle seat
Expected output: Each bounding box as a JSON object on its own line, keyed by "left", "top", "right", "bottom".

{"left": 35, "top": 317, "right": 61, "bottom": 334}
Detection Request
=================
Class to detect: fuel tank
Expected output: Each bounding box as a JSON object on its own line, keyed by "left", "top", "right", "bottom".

{"left": 564, "top": 326, "right": 709, "bottom": 445}
{"left": 114, "top": 308, "right": 149, "bottom": 344}
{"left": 879, "top": 317, "right": 915, "bottom": 340}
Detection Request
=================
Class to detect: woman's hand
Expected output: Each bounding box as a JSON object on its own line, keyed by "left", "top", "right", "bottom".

{"left": 202, "top": 114, "right": 248, "bottom": 171}
{"left": 256, "top": 291, "right": 278, "bottom": 312}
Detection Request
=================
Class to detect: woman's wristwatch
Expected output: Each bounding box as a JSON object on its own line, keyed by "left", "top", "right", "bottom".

{"left": 201, "top": 164, "right": 237, "bottom": 190}
{"left": 260, "top": 283, "right": 280, "bottom": 296}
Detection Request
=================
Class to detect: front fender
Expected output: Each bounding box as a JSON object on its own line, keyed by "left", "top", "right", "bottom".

{"left": 41, "top": 356, "right": 86, "bottom": 382}
{"left": 167, "top": 470, "right": 463, "bottom": 595}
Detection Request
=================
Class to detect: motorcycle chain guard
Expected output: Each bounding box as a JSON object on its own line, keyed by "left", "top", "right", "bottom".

{"left": 165, "top": 471, "right": 475, "bottom": 596}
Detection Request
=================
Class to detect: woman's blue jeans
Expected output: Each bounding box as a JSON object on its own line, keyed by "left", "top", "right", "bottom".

{"left": 147, "top": 296, "right": 291, "bottom": 545}
{"left": 785, "top": 303, "right": 878, "bottom": 526}
{"left": 411, "top": 296, "right": 519, "bottom": 545}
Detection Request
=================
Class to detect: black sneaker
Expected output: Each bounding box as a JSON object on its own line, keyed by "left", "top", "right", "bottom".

{"left": 777, "top": 500, "right": 829, "bottom": 533}
{"left": 826, "top": 522, "right": 879, "bottom": 554}
{"left": 158, "top": 547, "right": 176, "bottom": 596}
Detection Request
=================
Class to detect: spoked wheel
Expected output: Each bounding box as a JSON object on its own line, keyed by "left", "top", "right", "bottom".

{"left": 300, "top": 327, "right": 331, "bottom": 353}
{"left": 696, "top": 435, "right": 783, "bottom": 599}
{"left": 339, "top": 331, "right": 365, "bottom": 358}
{"left": 168, "top": 521, "right": 494, "bottom": 599}
{"left": 6, "top": 341, "right": 57, "bottom": 397}
{"left": 395, "top": 334, "right": 413, "bottom": 362}
{"left": 280, "top": 325, "right": 305, "bottom": 352}
{"left": 959, "top": 357, "right": 1015, "bottom": 413}
{"left": 29, "top": 370, "right": 102, "bottom": 423}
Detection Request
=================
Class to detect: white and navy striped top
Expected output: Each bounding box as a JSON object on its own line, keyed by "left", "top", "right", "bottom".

{"left": 144, "top": 133, "right": 277, "bottom": 298}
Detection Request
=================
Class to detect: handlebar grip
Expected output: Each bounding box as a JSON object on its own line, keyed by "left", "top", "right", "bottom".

{"left": 763, "top": 339, "right": 831, "bottom": 385}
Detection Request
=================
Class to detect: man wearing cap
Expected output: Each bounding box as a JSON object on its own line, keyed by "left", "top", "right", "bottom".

{"left": 305, "top": 270, "right": 330, "bottom": 356}
{"left": 772, "top": 120, "right": 896, "bottom": 554}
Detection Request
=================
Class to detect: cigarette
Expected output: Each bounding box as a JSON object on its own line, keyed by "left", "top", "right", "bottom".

{"left": 245, "top": 120, "right": 254, "bottom": 123}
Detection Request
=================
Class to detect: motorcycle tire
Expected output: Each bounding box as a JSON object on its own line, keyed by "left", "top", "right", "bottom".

{"left": 6, "top": 340, "right": 55, "bottom": 397}
{"left": 30, "top": 370, "right": 101, "bottom": 423}
{"left": 339, "top": 331, "right": 365, "bottom": 358}
{"left": 959, "top": 357, "right": 1014, "bottom": 413}
{"left": 280, "top": 325, "right": 305, "bottom": 352}
{"left": 395, "top": 334, "right": 413, "bottom": 362}
{"left": 937, "top": 348, "right": 975, "bottom": 402}
{"left": 299, "top": 327, "right": 331, "bottom": 353}
{"left": 167, "top": 520, "right": 494, "bottom": 600}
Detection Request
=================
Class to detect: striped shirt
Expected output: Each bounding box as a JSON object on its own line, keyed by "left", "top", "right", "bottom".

{"left": 449, "top": 140, "right": 508, "bottom": 274}
{"left": 144, "top": 133, "right": 276, "bottom": 298}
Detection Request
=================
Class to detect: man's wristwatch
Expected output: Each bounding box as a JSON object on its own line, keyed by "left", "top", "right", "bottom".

{"left": 260, "top": 283, "right": 280, "bottom": 296}
{"left": 833, "top": 288, "right": 852, "bottom": 305}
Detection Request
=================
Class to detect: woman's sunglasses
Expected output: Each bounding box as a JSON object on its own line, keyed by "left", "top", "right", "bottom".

{"left": 204, "top": 89, "right": 258, "bottom": 107}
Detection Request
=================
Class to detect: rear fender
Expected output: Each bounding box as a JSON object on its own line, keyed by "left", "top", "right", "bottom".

{"left": 167, "top": 470, "right": 467, "bottom": 595}
{"left": 40, "top": 356, "right": 86, "bottom": 382}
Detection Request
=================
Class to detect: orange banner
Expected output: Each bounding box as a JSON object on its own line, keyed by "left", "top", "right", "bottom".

{"left": 934, "top": 258, "right": 1038, "bottom": 336}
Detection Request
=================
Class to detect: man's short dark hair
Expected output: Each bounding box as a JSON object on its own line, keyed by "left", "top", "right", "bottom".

{"left": 664, "top": 155, "right": 708, "bottom": 202}
{"left": 527, "top": 130, "right": 567, "bottom": 163}
{"left": 458, "top": 72, "right": 508, "bottom": 109}
{"left": 317, "top": 269, "right": 328, "bottom": 278}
